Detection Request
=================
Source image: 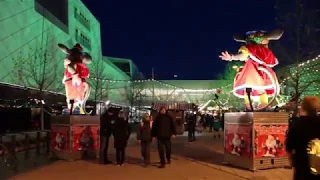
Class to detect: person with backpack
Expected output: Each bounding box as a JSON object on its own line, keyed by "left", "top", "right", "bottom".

{"left": 137, "top": 113, "right": 153, "bottom": 167}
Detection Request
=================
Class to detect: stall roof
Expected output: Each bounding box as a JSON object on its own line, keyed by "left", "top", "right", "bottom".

{"left": 152, "top": 102, "right": 195, "bottom": 111}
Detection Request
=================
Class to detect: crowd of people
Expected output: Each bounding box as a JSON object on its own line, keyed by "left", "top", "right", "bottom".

{"left": 99, "top": 96, "right": 320, "bottom": 179}
{"left": 99, "top": 107, "right": 176, "bottom": 168}
{"left": 185, "top": 112, "right": 224, "bottom": 142}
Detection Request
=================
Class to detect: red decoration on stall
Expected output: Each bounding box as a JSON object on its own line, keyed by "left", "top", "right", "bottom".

{"left": 51, "top": 125, "right": 69, "bottom": 151}
{"left": 225, "top": 124, "right": 251, "bottom": 157}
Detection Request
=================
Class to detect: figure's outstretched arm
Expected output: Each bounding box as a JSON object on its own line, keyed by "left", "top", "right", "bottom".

{"left": 219, "top": 46, "right": 249, "bottom": 61}
{"left": 231, "top": 53, "right": 248, "bottom": 61}
{"left": 58, "top": 43, "right": 71, "bottom": 54}
{"left": 231, "top": 46, "right": 249, "bottom": 61}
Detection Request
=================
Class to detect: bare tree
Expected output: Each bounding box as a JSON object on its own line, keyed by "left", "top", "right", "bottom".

{"left": 12, "top": 33, "right": 62, "bottom": 130}
{"left": 124, "top": 81, "right": 146, "bottom": 118}
{"left": 89, "top": 57, "right": 114, "bottom": 114}
{"left": 274, "top": 0, "right": 320, "bottom": 110}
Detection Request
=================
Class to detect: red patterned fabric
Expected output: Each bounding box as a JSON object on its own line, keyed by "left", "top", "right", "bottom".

{"left": 64, "top": 63, "right": 90, "bottom": 80}
{"left": 152, "top": 103, "right": 193, "bottom": 111}
{"left": 246, "top": 44, "right": 278, "bottom": 67}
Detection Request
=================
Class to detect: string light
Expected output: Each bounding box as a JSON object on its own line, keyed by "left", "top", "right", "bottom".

{"left": 89, "top": 78, "right": 232, "bottom": 93}
{"left": 280, "top": 54, "right": 320, "bottom": 95}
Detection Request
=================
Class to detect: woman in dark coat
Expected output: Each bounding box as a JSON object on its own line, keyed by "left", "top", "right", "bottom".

{"left": 112, "top": 111, "right": 131, "bottom": 166}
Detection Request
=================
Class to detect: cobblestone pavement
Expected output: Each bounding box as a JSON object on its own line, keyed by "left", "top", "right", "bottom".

{"left": 9, "top": 132, "right": 293, "bottom": 180}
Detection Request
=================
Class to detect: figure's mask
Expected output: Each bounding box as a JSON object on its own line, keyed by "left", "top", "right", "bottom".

{"left": 67, "top": 43, "right": 85, "bottom": 64}
{"left": 245, "top": 31, "right": 268, "bottom": 45}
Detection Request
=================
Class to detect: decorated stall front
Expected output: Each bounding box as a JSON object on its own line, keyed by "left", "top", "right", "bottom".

{"left": 224, "top": 112, "right": 288, "bottom": 170}
{"left": 219, "top": 29, "right": 289, "bottom": 170}
{"left": 50, "top": 43, "right": 99, "bottom": 161}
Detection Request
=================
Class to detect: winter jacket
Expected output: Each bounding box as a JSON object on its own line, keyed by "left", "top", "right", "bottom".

{"left": 187, "top": 115, "right": 196, "bottom": 131}
{"left": 100, "top": 113, "right": 115, "bottom": 137}
{"left": 137, "top": 120, "right": 153, "bottom": 142}
{"left": 112, "top": 117, "right": 131, "bottom": 148}
{"left": 151, "top": 113, "right": 176, "bottom": 139}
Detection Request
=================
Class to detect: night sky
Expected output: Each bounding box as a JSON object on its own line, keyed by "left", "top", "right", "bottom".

{"left": 82, "top": 0, "right": 277, "bottom": 80}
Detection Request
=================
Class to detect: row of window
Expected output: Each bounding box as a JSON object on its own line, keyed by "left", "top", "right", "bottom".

{"left": 75, "top": 29, "right": 91, "bottom": 50}
{"left": 74, "top": 7, "right": 90, "bottom": 30}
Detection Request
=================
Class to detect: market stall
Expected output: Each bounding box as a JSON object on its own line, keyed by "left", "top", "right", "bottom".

{"left": 151, "top": 102, "right": 196, "bottom": 135}
{"left": 223, "top": 112, "right": 288, "bottom": 170}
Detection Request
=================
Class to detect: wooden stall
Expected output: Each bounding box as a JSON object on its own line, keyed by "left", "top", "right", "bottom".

{"left": 151, "top": 103, "right": 196, "bottom": 135}
{"left": 50, "top": 115, "right": 99, "bottom": 161}
{"left": 223, "top": 112, "right": 289, "bottom": 171}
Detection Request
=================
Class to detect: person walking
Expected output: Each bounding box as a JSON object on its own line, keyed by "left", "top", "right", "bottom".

{"left": 152, "top": 107, "right": 176, "bottom": 168}
{"left": 213, "top": 116, "right": 222, "bottom": 139}
{"left": 187, "top": 113, "right": 196, "bottom": 142}
{"left": 208, "top": 115, "right": 214, "bottom": 132}
{"left": 113, "top": 111, "right": 131, "bottom": 166}
{"left": 286, "top": 96, "right": 320, "bottom": 180}
{"left": 99, "top": 108, "right": 114, "bottom": 164}
{"left": 137, "top": 113, "right": 153, "bottom": 167}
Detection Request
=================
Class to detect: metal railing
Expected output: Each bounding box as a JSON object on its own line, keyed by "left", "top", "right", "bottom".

{"left": 0, "top": 131, "right": 50, "bottom": 172}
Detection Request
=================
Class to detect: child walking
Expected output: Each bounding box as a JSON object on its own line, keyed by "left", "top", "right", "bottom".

{"left": 137, "top": 113, "right": 153, "bottom": 167}
{"left": 113, "top": 111, "right": 131, "bottom": 166}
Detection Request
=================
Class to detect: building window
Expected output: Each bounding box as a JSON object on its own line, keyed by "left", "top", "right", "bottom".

{"left": 74, "top": 7, "right": 90, "bottom": 31}
{"left": 75, "top": 30, "right": 91, "bottom": 50}
{"left": 114, "top": 63, "right": 131, "bottom": 74}
{"left": 35, "top": 0, "right": 69, "bottom": 33}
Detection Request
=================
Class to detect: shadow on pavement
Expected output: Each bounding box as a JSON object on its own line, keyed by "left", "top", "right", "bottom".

{"left": 167, "top": 134, "right": 256, "bottom": 180}
{"left": 171, "top": 135, "right": 225, "bottom": 165}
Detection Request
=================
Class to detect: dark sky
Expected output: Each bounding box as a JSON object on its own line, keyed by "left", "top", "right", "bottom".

{"left": 81, "top": 0, "right": 277, "bottom": 80}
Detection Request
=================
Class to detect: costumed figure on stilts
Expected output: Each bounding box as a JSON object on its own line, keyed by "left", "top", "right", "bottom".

{"left": 58, "top": 43, "right": 92, "bottom": 115}
{"left": 219, "top": 29, "right": 284, "bottom": 111}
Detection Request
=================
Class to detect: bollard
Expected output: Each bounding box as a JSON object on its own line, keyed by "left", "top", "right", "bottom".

{"left": 36, "top": 132, "right": 40, "bottom": 156}
{"left": 11, "top": 135, "right": 17, "bottom": 156}
{"left": 45, "top": 131, "right": 50, "bottom": 155}
{"left": 0, "top": 134, "right": 2, "bottom": 155}
{"left": 24, "top": 134, "right": 30, "bottom": 159}
{"left": 9, "top": 135, "right": 18, "bottom": 172}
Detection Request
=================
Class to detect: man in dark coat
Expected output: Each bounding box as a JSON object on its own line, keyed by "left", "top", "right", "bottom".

{"left": 113, "top": 111, "right": 132, "bottom": 166}
{"left": 99, "top": 108, "right": 114, "bottom": 164}
{"left": 151, "top": 107, "right": 176, "bottom": 168}
{"left": 187, "top": 113, "right": 196, "bottom": 142}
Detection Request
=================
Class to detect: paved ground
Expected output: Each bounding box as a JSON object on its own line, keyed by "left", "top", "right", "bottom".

{"left": 8, "top": 132, "right": 293, "bottom": 180}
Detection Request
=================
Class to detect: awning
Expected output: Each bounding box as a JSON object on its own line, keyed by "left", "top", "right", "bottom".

{"left": 152, "top": 102, "right": 195, "bottom": 111}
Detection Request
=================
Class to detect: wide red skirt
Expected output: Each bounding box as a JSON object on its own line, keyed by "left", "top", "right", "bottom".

{"left": 233, "top": 59, "right": 279, "bottom": 98}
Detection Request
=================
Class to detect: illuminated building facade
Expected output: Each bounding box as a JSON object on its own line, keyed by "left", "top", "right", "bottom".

{"left": 107, "top": 57, "right": 144, "bottom": 80}
{"left": 0, "top": 0, "right": 130, "bottom": 105}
